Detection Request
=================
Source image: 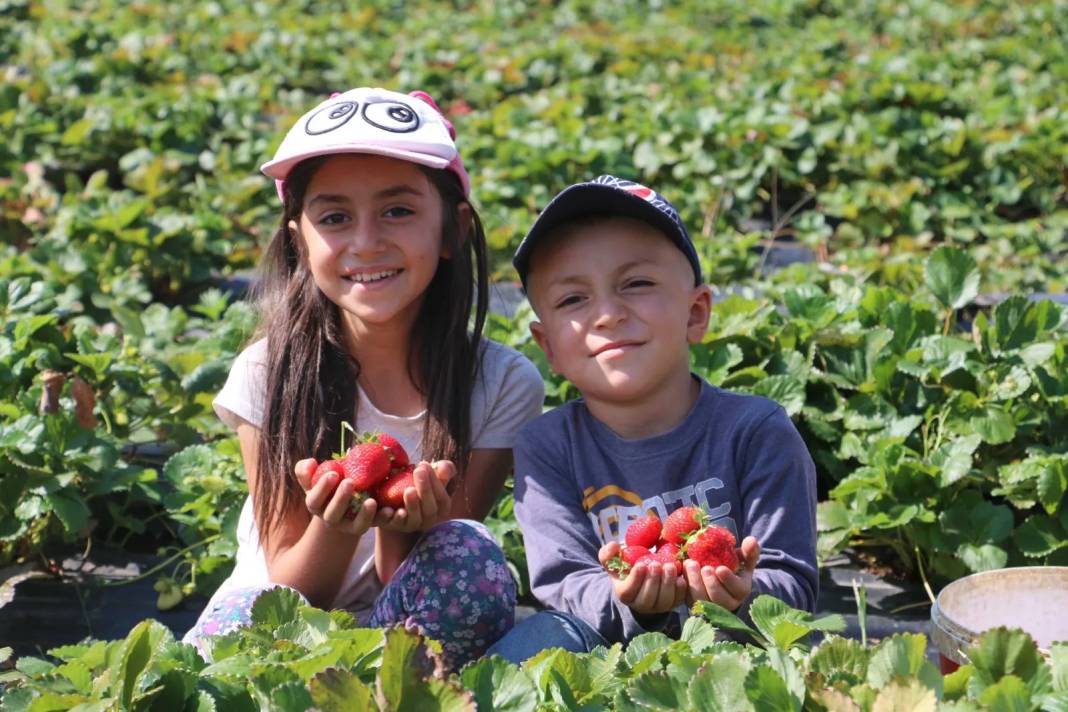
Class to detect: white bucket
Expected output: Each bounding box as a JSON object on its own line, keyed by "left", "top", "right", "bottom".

{"left": 931, "top": 566, "right": 1068, "bottom": 671}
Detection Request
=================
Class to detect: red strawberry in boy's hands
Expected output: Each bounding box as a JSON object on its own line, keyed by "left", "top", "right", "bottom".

{"left": 374, "top": 464, "right": 417, "bottom": 509}
{"left": 342, "top": 442, "right": 393, "bottom": 491}
{"left": 654, "top": 542, "right": 680, "bottom": 562}
{"left": 685, "top": 525, "right": 739, "bottom": 571}
{"left": 374, "top": 432, "right": 410, "bottom": 468}
{"left": 625, "top": 514, "right": 662, "bottom": 550}
{"left": 662, "top": 506, "right": 706, "bottom": 546}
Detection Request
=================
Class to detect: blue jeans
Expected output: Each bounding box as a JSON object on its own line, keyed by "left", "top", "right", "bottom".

{"left": 485, "top": 609, "right": 608, "bottom": 663}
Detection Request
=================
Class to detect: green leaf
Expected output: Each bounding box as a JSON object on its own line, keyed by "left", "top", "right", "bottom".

{"left": 925, "top": 246, "right": 980, "bottom": 310}
{"left": 978, "top": 674, "right": 1032, "bottom": 712}
{"left": 248, "top": 587, "right": 305, "bottom": 628}
{"left": 959, "top": 543, "right": 1008, "bottom": 572}
{"left": 1037, "top": 462, "right": 1068, "bottom": 515}
{"left": 623, "top": 631, "right": 674, "bottom": 670}
{"left": 1014, "top": 515, "right": 1068, "bottom": 557}
{"left": 994, "top": 297, "right": 1062, "bottom": 353}
{"left": 969, "top": 406, "right": 1016, "bottom": 445}
{"left": 930, "top": 434, "right": 981, "bottom": 486}
{"left": 47, "top": 490, "right": 90, "bottom": 533}
{"left": 680, "top": 616, "right": 722, "bottom": 655}
{"left": 744, "top": 665, "right": 799, "bottom": 712}
{"left": 751, "top": 375, "right": 806, "bottom": 417}
{"left": 309, "top": 667, "right": 375, "bottom": 712}
{"left": 692, "top": 601, "right": 760, "bottom": 640}
{"left": 689, "top": 654, "right": 753, "bottom": 712}
{"left": 1050, "top": 643, "right": 1068, "bottom": 692}
{"left": 749, "top": 596, "right": 845, "bottom": 650}
{"left": 460, "top": 656, "right": 538, "bottom": 712}
{"left": 867, "top": 634, "right": 941, "bottom": 694}
{"left": 809, "top": 637, "right": 869, "bottom": 683}
{"left": 116, "top": 620, "right": 171, "bottom": 708}
{"left": 967, "top": 627, "right": 1043, "bottom": 694}
{"left": 871, "top": 678, "right": 938, "bottom": 712}
{"left": 628, "top": 670, "right": 688, "bottom": 711}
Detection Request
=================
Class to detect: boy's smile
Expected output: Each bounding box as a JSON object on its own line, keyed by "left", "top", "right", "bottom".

{"left": 526, "top": 217, "right": 711, "bottom": 434}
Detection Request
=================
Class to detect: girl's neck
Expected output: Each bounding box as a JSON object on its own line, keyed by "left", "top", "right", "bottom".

{"left": 341, "top": 312, "right": 424, "bottom": 417}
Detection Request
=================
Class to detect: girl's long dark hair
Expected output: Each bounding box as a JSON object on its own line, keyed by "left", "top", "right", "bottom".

{"left": 251, "top": 157, "right": 489, "bottom": 546}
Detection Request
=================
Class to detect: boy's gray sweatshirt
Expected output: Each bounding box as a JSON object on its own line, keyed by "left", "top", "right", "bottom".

{"left": 513, "top": 377, "right": 818, "bottom": 643}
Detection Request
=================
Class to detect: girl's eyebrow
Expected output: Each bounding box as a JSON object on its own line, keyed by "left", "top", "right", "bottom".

{"left": 306, "top": 185, "right": 424, "bottom": 210}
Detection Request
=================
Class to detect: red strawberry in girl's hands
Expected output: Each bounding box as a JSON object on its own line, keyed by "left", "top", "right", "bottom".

{"left": 662, "top": 506, "right": 707, "bottom": 546}
{"left": 311, "top": 459, "right": 346, "bottom": 489}
{"left": 373, "top": 464, "right": 417, "bottom": 509}
{"left": 342, "top": 442, "right": 393, "bottom": 491}
{"left": 374, "top": 432, "right": 409, "bottom": 468}
{"left": 624, "top": 514, "right": 662, "bottom": 550}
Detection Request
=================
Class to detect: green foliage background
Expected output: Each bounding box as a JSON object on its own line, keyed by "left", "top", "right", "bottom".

{"left": 1, "top": 0, "right": 1066, "bottom": 618}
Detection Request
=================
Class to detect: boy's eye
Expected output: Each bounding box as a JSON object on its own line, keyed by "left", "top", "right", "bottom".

{"left": 383, "top": 206, "right": 414, "bottom": 218}
{"left": 555, "top": 295, "right": 584, "bottom": 309}
{"left": 625, "top": 278, "right": 654, "bottom": 289}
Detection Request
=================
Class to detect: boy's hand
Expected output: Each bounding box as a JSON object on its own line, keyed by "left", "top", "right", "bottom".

{"left": 373, "top": 460, "right": 454, "bottom": 533}
{"left": 599, "top": 541, "right": 687, "bottom": 615}
{"left": 296, "top": 458, "right": 378, "bottom": 536}
{"left": 683, "top": 536, "right": 760, "bottom": 611}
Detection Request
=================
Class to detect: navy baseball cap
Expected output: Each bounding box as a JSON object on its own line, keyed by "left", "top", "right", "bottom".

{"left": 513, "top": 175, "right": 702, "bottom": 287}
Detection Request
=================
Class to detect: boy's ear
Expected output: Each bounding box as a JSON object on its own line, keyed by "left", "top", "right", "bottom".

{"left": 686, "top": 284, "right": 713, "bottom": 344}
{"left": 529, "top": 320, "right": 557, "bottom": 371}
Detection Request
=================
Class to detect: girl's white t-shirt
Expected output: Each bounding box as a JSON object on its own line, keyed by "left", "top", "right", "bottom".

{"left": 209, "top": 337, "right": 544, "bottom": 617}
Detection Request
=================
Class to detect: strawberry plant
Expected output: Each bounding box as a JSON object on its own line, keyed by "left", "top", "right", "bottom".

{"left": 3, "top": 588, "right": 1066, "bottom": 710}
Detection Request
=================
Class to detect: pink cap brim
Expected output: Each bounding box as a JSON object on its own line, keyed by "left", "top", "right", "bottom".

{"left": 263, "top": 144, "right": 470, "bottom": 200}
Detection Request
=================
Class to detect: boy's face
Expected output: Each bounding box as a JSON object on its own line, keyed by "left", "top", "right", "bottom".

{"left": 526, "top": 217, "right": 711, "bottom": 406}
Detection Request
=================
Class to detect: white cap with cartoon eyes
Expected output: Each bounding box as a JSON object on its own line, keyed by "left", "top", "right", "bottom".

{"left": 261, "top": 86, "right": 470, "bottom": 196}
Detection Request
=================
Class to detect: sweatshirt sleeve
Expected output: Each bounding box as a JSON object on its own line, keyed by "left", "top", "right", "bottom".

{"left": 736, "top": 406, "right": 820, "bottom": 615}
{"left": 513, "top": 420, "right": 664, "bottom": 643}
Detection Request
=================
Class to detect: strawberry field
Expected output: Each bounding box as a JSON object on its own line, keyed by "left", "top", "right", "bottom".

{"left": 2, "top": 0, "right": 1067, "bottom": 708}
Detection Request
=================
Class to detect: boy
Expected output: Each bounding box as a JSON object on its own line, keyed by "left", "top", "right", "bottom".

{"left": 493, "top": 175, "right": 817, "bottom": 658}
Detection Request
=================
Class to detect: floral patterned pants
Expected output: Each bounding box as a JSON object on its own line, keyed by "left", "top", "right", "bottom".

{"left": 182, "top": 520, "right": 516, "bottom": 669}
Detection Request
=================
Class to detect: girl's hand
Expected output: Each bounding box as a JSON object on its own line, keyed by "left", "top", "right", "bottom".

{"left": 599, "top": 541, "right": 687, "bottom": 615}
{"left": 295, "top": 458, "right": 378, "bottom": 536}
{"left": 683, "top": 536, "right": 761, "bottom": 611}
{"left": 374, "top": 460, "right": 455, "bottom": 533}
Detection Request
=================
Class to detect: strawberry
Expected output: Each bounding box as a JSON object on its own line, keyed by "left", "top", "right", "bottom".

{"left": 661, "top": 506, "right": 707, "bottom": 546}
{"left": 374, "top": 464, "right": 417, "bottom": 509}
{"left": 311, "top": 459, "right": 346, "bottom": 489}
{"left": 623, "top": 545, "right": 652, "bottom": 568}
{"left": 655, "top": 542, "right": 680, "bottom": 563}
{"left": 684, "top": 525, "right": 739, "bottom": 571}
{"left": 624, "top": 514, "right": 662, "bottom": 550}
{"left": 342, "top": 442, "right": 393, "bottom": 491}
{"left": 606, "top": 544, "right": 652, "bottom": 577}
{"left": 373, "top": 432, "right": 410, "bottom": 468}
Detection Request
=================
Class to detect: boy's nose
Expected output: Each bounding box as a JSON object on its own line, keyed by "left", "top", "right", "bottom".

{"left": 592, "top": 296, "right": 627, "bottom": 329}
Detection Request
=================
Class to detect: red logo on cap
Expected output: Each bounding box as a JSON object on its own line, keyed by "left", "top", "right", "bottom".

{"left": 622, "top": 183, "right": 655, "bottom": 202}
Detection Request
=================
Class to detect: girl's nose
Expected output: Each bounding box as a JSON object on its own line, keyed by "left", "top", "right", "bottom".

{"left": 346, "top": 218, "right": 385, "bottom": 255}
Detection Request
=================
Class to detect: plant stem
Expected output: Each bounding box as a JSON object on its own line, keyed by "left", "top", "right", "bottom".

{"left": 99, "top": 534, "right": 220, "bottom": 587}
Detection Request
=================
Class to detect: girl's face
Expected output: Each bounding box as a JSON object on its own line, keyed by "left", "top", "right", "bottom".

{"left": 292, "top": 154, "right": 454, "bottom": 333}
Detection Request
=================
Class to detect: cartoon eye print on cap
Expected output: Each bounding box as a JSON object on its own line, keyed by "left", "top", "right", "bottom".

{"left": 305, "top": 101, "right": 359, "bottom": 135}
{"left": 361, "top": 99, "right": 420, "bottom": 133}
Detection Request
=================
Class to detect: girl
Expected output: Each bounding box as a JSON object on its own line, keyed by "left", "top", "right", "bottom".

{"left": 183, "top": 87, "right": 544, "bottom": 669}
